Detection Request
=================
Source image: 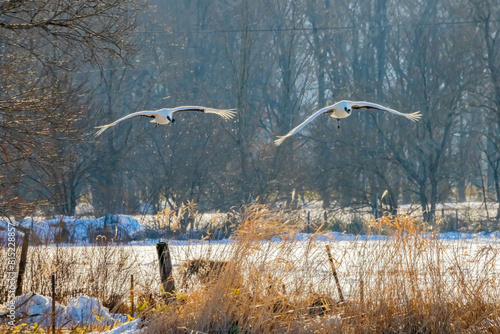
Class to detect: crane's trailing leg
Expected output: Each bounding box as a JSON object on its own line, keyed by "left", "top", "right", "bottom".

{"left": 337, "top": 118, "right": 340, "bottom": 129}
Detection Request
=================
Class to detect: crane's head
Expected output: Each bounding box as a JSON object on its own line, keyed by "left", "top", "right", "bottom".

{"left": 164, "top": 109, "right": 175, "bottom": 123}
{"left": 342, "top": 102, "right": 352, "bottom": 114}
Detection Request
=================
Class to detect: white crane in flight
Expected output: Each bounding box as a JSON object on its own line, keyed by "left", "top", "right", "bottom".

{"left": 275, "top": 100, "right": 421, "bottom": 146}
{"left": 94, "top": 106, "right": 236, "bottom": 137}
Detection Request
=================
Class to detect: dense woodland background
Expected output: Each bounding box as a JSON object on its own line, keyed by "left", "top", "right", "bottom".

{"left": 1, "top": 0, "right": 500, "bottom": 224}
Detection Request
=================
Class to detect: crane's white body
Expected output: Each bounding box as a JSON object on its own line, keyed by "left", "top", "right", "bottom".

{"left": 148, "top": 109, "right": 171, "bottom": 125}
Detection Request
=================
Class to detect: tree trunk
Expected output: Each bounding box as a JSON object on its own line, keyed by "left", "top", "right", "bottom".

{"left": 494, "top": 168, "right": 500, "bottom": 220}
{"left": 419, "top": 187, "right": 431, "bottom": 223}
{"left": 429, "top": 176, "right": 438, "bottom": 224}
{"left": 375, "top": 0, "right": 388, "bottom": 100}
{"left": 320, "top": 189, "right": 331, "bottom": 209}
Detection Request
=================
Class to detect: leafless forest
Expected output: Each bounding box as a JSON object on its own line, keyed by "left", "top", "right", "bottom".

{"left": 2, "top": 0, "right": 500, "bottom": 225}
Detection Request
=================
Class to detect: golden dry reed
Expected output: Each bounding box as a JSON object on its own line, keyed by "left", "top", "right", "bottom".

{"left": 1, "top": 206, "right": 499, "bottom": 333}
{"left": 146, "top": 207, "right": 500, "bottom": 334}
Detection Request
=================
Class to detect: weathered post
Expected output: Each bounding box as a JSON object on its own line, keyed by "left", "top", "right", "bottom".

{"left": 130, "top": 275, "right": 134, "bottom": 317}
{"left": 360, "top": 275, "right": 364, "bottom": 307}
{"left": 307, "top": 211, "right": 310, "bottom": 234}
{"left": 325, "top": 245, "right": 345, "bottom": 304}
{"left": 156, "top": 242, "right": 175, "bottom": 295}
{"left": 190, "top": 217, "right": 194, "bottom": 238}
{"left": 51, "top": 274, "right": 56, "bottom": 334}
{"left": 15, "top": 227, "right": 30, "bottom": 296}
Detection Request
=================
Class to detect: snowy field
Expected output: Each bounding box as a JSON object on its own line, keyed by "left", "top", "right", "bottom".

{"left": 2, "top": 208, "right": 500, "bottom": 332}
{"left": 2, "top": 231, "right": 500, "bottom": 332}
{"left": 14, "top": 231, "right": 500, "bottom": 296}
{"left": 119, "top": 233, "right": 500, "bottom": 291}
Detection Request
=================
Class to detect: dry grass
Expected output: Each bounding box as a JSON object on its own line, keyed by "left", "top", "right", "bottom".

{"left": 1, "top": 205, "right": 499, "bottom": 333}
{"left": 145, "top": 208, "right": 500, "bottom": 334}
{"left": 0, "top": 240, "right": 159, "bottom": 317}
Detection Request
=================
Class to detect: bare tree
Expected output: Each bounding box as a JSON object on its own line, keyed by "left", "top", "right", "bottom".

{"left": 0, "top": 0, "right": 138, "bottom": 218}
{"left": 467, "top": 0, "right": 500, "bottom": 220}
{"left": 379, "top": 0, "right": 475, "bottom": 222}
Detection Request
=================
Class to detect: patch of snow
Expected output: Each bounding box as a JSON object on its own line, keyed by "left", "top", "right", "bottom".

{"left": 66, "top": 295, "right": 127, "bottom": 326}
{"left": 4, "top": 293, "right": 128, "bottom": 328}
{"left": 91, "top": 318, "right": 142, "bottom": 334}
{"left": 127, "top": 229, "right": 500, "bottom": 245}
{"left": 12, "top": 294, "right": 66, "bottom": 327}
{"left": 272, "top": 230, "right": 500, "bottom": 243}
{"left": 75, "top": 202, "right": 95, "bottom": 216}
{"left": 0, "top": 215, "right": 146, "bottom": 244}
{"left": 291, "top": 232, "right": 389, "bottom": 242}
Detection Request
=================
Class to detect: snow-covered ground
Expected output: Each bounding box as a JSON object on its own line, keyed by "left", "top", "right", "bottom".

{"left": 0, "top": 215, "right": 146, "bottom": 245}
{"left": 1, "top": 206, "right": 499, "bottom": 333}
{"left": 1, "top": 231, "right": 499, "bottom": 333}
{"left": 92, "top": 319, "right": 141, "bottom": 334}
{"left": 0, "top": 292, "right": 141, "bottom": 333}
{"left": 35, "top": 230, "right": 498, "bottom": 296}
{"left": 2, "top": 293, "right": 130, "bottom": 327}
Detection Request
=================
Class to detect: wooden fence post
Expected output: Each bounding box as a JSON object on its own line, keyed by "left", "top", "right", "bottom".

{"left": 360, "top": 275, "right": 364, "bottom": 307}
{"left": 325, "top": 245, "right": 345, "bottom": 304}
{"left": 130, "top": 275, "right": 134, "bottom": 317}
{"left": 51, "top": 274, "right": 56, "bottom": 334}
{"left": 307, "top": 211, "right": 310, "bottom": 234}
{"left": 156, "top": 242, "right": 175, "bottom": 295}
{"left": 15, "top": 227, "right": 30, "bottom": 296}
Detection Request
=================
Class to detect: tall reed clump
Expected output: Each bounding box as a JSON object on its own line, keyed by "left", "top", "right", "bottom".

{"left": 352, "top": 215, "right": 500, "bottom": 333}
{"left": 145, "top": 209, "right": 500, "bottom": 333}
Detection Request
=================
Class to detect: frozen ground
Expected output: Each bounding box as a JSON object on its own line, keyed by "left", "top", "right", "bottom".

{"left": 1, "top": 293, "right": 129, "bottom": 327}
{"left": 1, "top": 206, "right": 499, "bottom": 333}
{"left": 0, "top": 292, "right": 140, "bottom": 333}
{"left": 0, "top": 215, "right": 146, "bottom": 245}
{"left": 18, "top": 230, "right": 498, "bottom": 297}
{"left": 1, "top": 231, "right": 499, "bottom": 333}
{"left": 92, "top": 319, "right": 141, "bottom": 334}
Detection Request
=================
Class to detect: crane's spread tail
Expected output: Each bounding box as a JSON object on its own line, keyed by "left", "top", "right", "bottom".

{"left": 94, "top": 123, "right": 115, "bottom": 137}
{"left": 274, "top": 134, "right": 289, "bottom": 146}
{"left": 404, "top": 111, "right": 422, "bottom": 122}
{"left": 205, "top": 108, "right": 237, "bottom": 120}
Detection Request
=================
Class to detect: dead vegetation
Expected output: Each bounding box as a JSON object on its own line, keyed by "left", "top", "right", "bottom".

{"left": 145, "top": 207, "right": 500, "bottom": 334}
{"left": 1, "top": 205, "right": 499, "bottom": 333}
